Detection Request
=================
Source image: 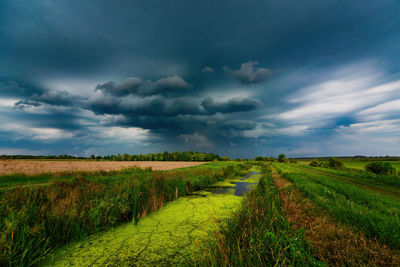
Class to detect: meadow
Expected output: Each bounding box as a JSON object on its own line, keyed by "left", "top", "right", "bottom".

{"left": 1, "top": 158, "right": 400, "bottom": 266}
{"left": 297, "top": 157, "right": 400, "bottom": 171}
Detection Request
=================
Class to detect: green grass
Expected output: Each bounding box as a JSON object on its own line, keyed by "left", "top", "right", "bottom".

{"left": 297, "top": 158, "right": 400, "bottom": 171}
{"left": 273, "top": 162, "right": 400, "bottom": 249}
{"left": 200, "top": 164, "right": 321, "bottom": 266}
{"left": 343, "top": 160, "right": 400, "bottom": 171}
{"left": 0, "top": 162, "right": 248, "bottom": 266}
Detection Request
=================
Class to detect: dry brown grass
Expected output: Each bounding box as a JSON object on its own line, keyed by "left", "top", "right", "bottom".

{"left": 0, "top": 160, "right": 206, "bottom": 175}
{"left": 271, "top": 167, "right": 400, "bottom": 266}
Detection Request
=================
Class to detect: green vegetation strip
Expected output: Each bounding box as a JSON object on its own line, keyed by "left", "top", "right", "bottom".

{"left": 297, "top": 165, "right": 400, "bottom": 199}
{"left": 273, "top": 163, "right": 400, "bottom": 249}
{"left": 200, "top": 164, "right": 321, "bottom": 266}
{"left": 0, "top": 162, "right": 248, "bottom": 266}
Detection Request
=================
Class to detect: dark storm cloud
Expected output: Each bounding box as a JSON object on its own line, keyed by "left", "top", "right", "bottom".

{"left": 88, "top": 91, "right": 261, "bottom": 119}
{"left": 219, "top": 120, "right": 257, "bottom": 130}
{"left": 95, "top": 75, "right": 191, "bottom": 97}
{"left": 29, "top": 89, "right": 83, "bottom": 106}
{"left": 95, "top": 77, "right": 143, "bottom": 96}
{"left": 223, "top": 61, "right": 272, "bottom": 84}
{"left": 201, "top": 97, "right": 261, "bottom": 114}
{"left": 14, "top": 100, "right": 42, "bottom": 110}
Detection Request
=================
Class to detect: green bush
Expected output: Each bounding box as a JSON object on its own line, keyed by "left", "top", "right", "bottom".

{"left": 309, "top": 158, "right": 343, "bottom": 168}
{"left": 365, "top": 162, "right": 397, "bottom": 175}
{"left": 309, "top": 160, "right": 322, "bottom": 167}
{"left": 278, "top": 153, "right": 288, "bottom": 163}
{"left": 325, "top": 158, "right": 344, "bottom": 168}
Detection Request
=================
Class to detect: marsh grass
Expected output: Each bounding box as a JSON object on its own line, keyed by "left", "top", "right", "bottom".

{"left": 0, "top": 163, "right": 246, "bottom": 266}
{"left": 200, "top": 164, "right": 320, "bottom": 266}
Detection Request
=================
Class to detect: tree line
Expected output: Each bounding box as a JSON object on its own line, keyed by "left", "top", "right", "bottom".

{"left": 0, "top": 151, "right": 223, "bottom": 162}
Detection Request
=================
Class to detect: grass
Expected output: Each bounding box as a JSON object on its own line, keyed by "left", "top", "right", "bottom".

{"left": 0, "top": 161, "right": 248, "bottom": 266}
{"left": 297, "top": 158, "right": 400, "bottom": 171}
{"left": 273, "top": 162, "right": 400, "bottom": 249}
{"left": 200, "top": 164, "right": 321, "bottom": 266}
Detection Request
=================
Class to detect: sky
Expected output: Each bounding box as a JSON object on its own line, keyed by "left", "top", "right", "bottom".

{"left": 1, "top": 0, "right": 400, "bottom": 158}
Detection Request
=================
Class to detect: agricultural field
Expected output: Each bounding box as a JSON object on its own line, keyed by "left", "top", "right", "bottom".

{"left": 0, "top": 160, "right": 206, "bottom": 175}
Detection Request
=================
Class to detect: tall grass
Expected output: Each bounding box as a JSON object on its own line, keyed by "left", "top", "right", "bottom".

{"left": 0, "top": 163, "right": 246, "bottom": 266}
{"left": 274, "top": 163, "right": 400, "bottom": 249}
{"left": 200, "top": 164, "right": 320, "bottom": 266}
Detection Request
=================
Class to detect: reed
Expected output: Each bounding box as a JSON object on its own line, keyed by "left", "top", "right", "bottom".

{"left": 200, "top": 164, "right": 319, "bottom": 266}
{"left": 0, "top": 162, "right": 246, "bottom": 266}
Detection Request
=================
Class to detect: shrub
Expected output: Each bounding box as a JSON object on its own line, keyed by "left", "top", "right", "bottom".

{"left": 365, "top": 162, "right": 397, "bottom": 175}
{"left": 325, "top": 158, "right": 344, "bottom": 168}
{"left": 309, "top": 158, "right": 343, "bottom": 168}
{"left": 278, "top": 153, "right": 288, "bottom": 163}
{"left": 309, "top": 160, "right": 322, "bottom": 167}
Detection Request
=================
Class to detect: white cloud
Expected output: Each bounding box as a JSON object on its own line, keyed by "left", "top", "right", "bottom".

{"left": 1, "top": 122, "right": 75, "bottom": 141}
{"left": 0, "top": 148, "right": 49, "bottom": 155}
{"left": 263, "top": 63, "right": 400, "bottom": 138}
{"left": 90, "top": 126, "right": 150, "bottom": 143}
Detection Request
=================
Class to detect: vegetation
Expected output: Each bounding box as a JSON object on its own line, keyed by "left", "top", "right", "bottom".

{"left": 309, "top": 158, "right": 344, "bottom": 168}
{"left": 201, "top": 164, "right": 320, "bottom": 266}
{"left": 0, "top": 162, "right": 247, "bottom": 266}
{"left": 278, "top": 153, "right": 289, "bottom": 163}
{"left": 0, "top": 151, "right": 223, "bottom": 162}
{"left": 273, "top": 163, "right": 400, "bottom": 249}
{"left": 365, "top": 161, "right": 397, "bottom": 175}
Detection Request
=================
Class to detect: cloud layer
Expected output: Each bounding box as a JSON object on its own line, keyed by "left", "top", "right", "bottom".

{"left": 1, "top": 1, "right": 400, "bottom": 157}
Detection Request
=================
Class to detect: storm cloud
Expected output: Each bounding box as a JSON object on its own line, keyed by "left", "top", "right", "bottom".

{"left": 1, "top": 1, "right": 400, "bottom": 157}
{"left": 224, "top": 61, "right": 272, "bottom": 84}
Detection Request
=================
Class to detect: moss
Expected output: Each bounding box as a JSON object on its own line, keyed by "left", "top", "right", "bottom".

{"left": 43, "top": 170, "right": 262, "bottom": 266}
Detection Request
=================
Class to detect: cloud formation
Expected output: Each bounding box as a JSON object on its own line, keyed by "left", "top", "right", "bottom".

{"left": 1, "top": 1, "right": 400, "bottom": 157}
{"left": 201, "top": 66, "right": 214, "bottom": 74}
{"left": 96, "top": 75, "right": 191, "bottom": 97}
{"left": 224, "top": 61, "right": 271, "bottom": 84}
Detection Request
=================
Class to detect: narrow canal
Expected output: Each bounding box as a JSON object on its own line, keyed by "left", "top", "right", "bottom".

{"left": 43, "top": 170, "right": 261, "bottom": 266}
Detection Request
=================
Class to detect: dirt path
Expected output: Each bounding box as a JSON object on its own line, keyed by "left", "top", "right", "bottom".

{"left": 0, "top": 161, "right": 206, "bottom": 175}
{"left": 270, "top": 166, "right": 400, "bottom": 266}
{"left": 42, "top": 171, "right": 261, "bottom": 266}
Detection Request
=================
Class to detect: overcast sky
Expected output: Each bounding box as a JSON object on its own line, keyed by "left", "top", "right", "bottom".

{"left": 1, "top": 1, "right": 400, "bottom": 158}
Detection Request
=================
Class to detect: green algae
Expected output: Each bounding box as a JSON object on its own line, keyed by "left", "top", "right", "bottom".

{"left": 43, "top": 170, "right": 261, "bottom": 266}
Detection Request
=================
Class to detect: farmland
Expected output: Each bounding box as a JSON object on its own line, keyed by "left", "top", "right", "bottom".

{"left": 1, "top": 158, "right": 400, "bottom": 266}
{"left": 0, "top": 160, "right": 206, "bottom": 175}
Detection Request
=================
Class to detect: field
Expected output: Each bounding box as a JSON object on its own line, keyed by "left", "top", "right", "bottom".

{"left": 0, "top": 160, "right": 206, "bottom": 175}
{"left": 1, "top": 158, "right": 400, "bottom": 266}
{"left": 297, "top": 158, "right": 400, "bottom": 171}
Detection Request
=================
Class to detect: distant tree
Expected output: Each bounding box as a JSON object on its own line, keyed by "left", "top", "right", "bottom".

{"left": 278, "top": 154, "right": 288, "bottom": 163}
{"left": 365, "top": 162, "right": 397, "bottom": 175}
{"left": 325, "top": 158, "right": 344, "bottom": 168}
{"left": 255, "top": 156, "right": 265, "bottom": 161}
{"left": 309, "top": 160, "right": 322, "bottom": 167}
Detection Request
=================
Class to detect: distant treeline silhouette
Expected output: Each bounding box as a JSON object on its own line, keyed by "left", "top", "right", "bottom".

{"left": 0, "top": 151, "right": 224, "bottom": 162}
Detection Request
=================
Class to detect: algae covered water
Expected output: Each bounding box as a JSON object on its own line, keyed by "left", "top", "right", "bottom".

{"left": 43, "top": 171, "right": 261, "bottom": 266}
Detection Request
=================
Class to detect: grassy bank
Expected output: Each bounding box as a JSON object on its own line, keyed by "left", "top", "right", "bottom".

{"left": 0, "top": 162, "right": 247, "bottom": 266}
{"left": 273, "top": 163, "right": 400, "bottom": 249}
{"left": 200, "top": 164, "right": 320, "bottom": 266}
